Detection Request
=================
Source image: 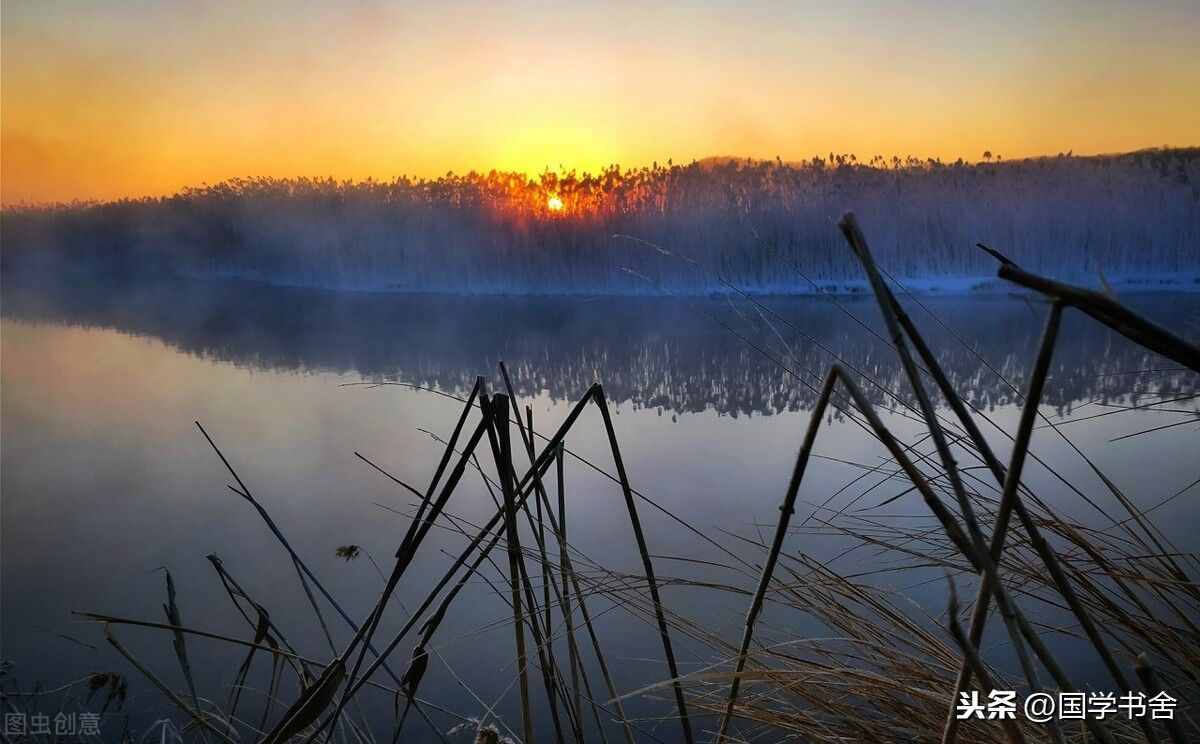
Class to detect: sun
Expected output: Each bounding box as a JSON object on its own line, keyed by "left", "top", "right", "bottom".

{"left": 546, "top": 195, "right": 564, "bottom": 212}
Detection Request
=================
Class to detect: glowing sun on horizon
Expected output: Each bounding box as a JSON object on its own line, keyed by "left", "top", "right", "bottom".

{"left": 546, "top": 195, "right": 564, "bottom": 211}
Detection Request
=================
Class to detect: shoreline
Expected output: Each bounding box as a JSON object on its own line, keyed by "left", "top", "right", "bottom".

{"left": 10, "top": 268, "right": 1199, "bottom": 299}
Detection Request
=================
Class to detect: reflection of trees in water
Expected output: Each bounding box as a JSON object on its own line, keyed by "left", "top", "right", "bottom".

{"left": 4, "top": 278, "right": 1196, "bottom": 416}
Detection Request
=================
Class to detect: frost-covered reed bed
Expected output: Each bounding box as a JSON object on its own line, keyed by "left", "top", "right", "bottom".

{"left": 3, "top": 149, "right": 1198, "bottom": 294}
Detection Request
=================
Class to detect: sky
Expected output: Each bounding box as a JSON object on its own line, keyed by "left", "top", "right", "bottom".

{"left": 2, "top": 0, "right": 1198, "bottom": 204}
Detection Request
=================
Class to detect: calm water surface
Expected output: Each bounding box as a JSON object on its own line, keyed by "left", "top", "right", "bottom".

{"left": 3, "top": 279, "right": 1198, "bottom": 742}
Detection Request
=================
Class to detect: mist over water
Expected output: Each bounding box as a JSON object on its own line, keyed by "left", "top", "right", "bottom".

{"left": 2, "top": 278, "right": 1198, "bottom": 742}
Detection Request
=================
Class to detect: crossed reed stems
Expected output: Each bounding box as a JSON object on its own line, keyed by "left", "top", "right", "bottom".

{"left": 61, "top": 214, "right": 1199, "bottom": 744}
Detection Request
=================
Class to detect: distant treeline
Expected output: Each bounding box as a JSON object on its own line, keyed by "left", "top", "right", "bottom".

{"left": 3, "top": 149, "right": 1198, "bottom": 294}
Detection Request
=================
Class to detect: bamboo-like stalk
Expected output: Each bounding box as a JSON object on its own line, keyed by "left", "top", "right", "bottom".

{"left": 845, "top": 215, "right": 1174, "bottom": 744}
{"left": 849, "top": 222, "right": 1137, "bottom": 744}
{"left": 840, "top": 241, "right": 1172, "bottom": 744}
{"left": 557, "top": 441, "right": 586, "bottom": 736}
{"left": 984, "top": 247, "right": 1197, "bottom": 591}
{"left": 481, "top": 394, "right": 571, "bottom": 744}
{"left": 713, "top": 361, "right": 1034, "bottom": 744}
{"left": 497, "top": 365, "right": 581, "bottom": 739}
{"left": 914, "top": 269, "right": 1173, "bottom": 744}
{"left": 493, "top": 393, "right": 537, "bottom": 744}
{"left": 398, "top": 376, "right": 484, "bottom": 558}
{"left": 834, "top": 367, "right": 1117, "bottom": 744}
{"left": 528, "top": 405, "right": 555, "bottom": 673}
{"left": 498, "top": 365, "right": 585, "bottom": 741}
{"left": 593, "top": 386, "right": 695, "bottom": 744}
{"left": 716, "top": 367, "right": 838, "bottom": 742}
{"left": 126, "top": 248, "right": 1199, "bottom": 744}
{"left": 515, "top": 415, "right": 636, "bottom": 744}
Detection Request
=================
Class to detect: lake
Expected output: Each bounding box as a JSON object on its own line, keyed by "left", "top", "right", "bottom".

{"left": 2, "top": 278, "right": 1198, "bottom": 742}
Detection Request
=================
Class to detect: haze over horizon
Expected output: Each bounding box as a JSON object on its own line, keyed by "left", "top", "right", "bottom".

{"left": 3, "top": 0, "right": 1198, "bottom": 205}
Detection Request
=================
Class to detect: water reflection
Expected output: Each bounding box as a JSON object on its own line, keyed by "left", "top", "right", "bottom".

{"left": 3, "top": 277, "right": 1197, "bottom": 416}
{"left": 3, "top": 279, "right": 1199, "bottom": 743}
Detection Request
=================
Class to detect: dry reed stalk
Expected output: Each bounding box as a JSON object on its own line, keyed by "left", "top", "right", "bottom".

{"left": 360, "top": 383, "right": 637, "bottom": 741}
{"left": 325, "top": 391, "right": 493, "bottom": 741}
{"left": 88, "top": 220, "right": 1198, "bottom": 744}
{"left": 839, "top": 214, "right": 1085, "bottom": 743}
{"left": 497, "top": 364, "right": 578, "bottom": 740}
{"left": 556, "top": 441, "right": 587, "bottom": 737}
{"left": 939, "top": 302, "right": 1148, "bottom": 744}
{"left": 837, "top": 215, "right": 1186, "bottom": 744}
{"left": 491, "top": 393, "right": 537, "bottom": 744}
{"left": 207, "top": 553, "right": 309, "bottom": 725}
{"left": 840, "top": 214, "right": 1053, "bottom": 728}
{"left": 716, "top": 368, "right": 838, "bottom": 741}
{"left": 593, "top": 385, "right": 696, "bottom": 744}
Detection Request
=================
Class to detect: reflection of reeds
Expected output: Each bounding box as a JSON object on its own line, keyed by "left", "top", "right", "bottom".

{"left": 23, "top": 218, "right": 1197, "bottom": 744}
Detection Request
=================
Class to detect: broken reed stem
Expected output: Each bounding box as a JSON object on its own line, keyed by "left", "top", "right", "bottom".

{"left": 492, "top": 393, "right": 537, "bottom": 744}
{"left": 529, "top": 406, "right": 555, "bottom": 683}
{"left": 176, "top": 268, "right": 1197, "bottom": 744}
{"left": 398, "top": 376, "right": 484, "bottom": 560}
{"left": 207, "top": 552, "right": 313, "bottom": 720}
{"left": 716, "top": 367, "right": 838, "bottom": 742}
{"left": 840, "top": 213, "right": 1049, "bottom": 703}
{"left": 498, "top": 364, "right": 555, "bottom": 631}
{"left": 594, "top": 385, "right": 696, "bottom": 744}
{"left": 529, "top": 416, "right": 550, "bottom": 613}
{"left": 984, "top": 253, "right": 1199, "bottom": 590}
{"left": 989, "top": 255, "right": 1200, "bottom": 373}
{"left": 527, "top": 433, "right": 636, "bottom": 744}
{"left": 514, "top": 542, "right": 570, "bottom": 744}
{"left": 927, "top": 299, "right": 1162, "bottom": 744}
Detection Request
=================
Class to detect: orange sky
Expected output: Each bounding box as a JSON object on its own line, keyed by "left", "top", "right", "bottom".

{"left": 3, "top": 0, "right": 1198, "bottom": 205}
